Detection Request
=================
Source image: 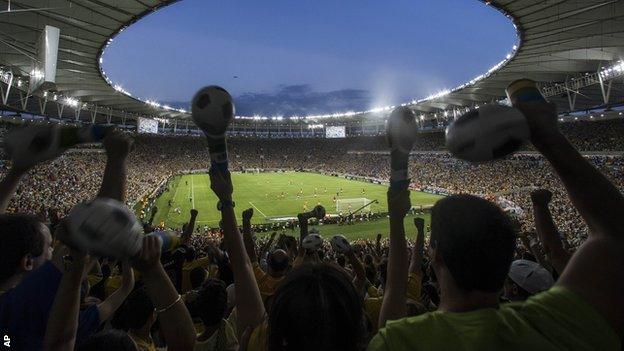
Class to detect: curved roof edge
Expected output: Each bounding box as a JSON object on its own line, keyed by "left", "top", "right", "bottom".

{"left": 1, "top": 0, "right": 623, "bottom": 125}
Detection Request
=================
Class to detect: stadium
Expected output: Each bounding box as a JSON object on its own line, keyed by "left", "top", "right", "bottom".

{"left": 0, "top": 1, "right": 624, "bottom": 350}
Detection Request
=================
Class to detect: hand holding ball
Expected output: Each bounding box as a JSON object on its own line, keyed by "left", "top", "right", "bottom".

{"left": 386, "top": 106, "right": 419, "bottom": 154}
{"left": 192, "top": 86, "right": 235, "bottom": 174}
{"left": 445, "top": 104, "right": 530, "bottom": 162}
{"left": 386, "top": 106, "right": 419, "bottom": 190}
{"left": 66, "top": 198, "right": 143, "bottom": 259}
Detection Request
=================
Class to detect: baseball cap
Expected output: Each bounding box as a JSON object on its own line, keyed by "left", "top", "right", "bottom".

{"left": 508, "top": 259, "right": 554, "bottom": 294}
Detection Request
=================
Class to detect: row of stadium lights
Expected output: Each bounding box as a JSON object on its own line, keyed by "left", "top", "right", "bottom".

{"left": 0, "top": 69, "right": 86, "bottom": 109}
{"left": 599, "top": 60, "right": 624, "bottom": 80}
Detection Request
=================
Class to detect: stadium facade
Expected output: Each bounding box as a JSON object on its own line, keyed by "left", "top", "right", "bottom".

{"left": 0, "top": 0, "right": 623, "bottom": 134}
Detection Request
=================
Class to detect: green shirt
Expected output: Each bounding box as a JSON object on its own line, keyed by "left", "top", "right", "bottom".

{"left": 368, "top": 286, "right": 619, "bottom": 351}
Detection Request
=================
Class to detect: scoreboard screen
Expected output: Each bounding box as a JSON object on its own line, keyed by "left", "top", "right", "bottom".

{"left": 137, "top": 117, "right": 158, "bottom": 134}
{"left": 325, "top": 126, "right": 346, "bottom": 138}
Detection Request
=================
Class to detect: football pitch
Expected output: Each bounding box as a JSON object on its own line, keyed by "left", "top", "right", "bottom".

{"left": 150, "top": 172, "right": 444, "bottom": 240}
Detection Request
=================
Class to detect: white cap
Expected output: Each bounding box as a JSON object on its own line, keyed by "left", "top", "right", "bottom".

{"left": 508, "top": 259, "right": 554, "bottom": 294}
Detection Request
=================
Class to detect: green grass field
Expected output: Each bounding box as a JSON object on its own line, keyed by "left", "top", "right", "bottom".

{"left": 149, "top": 172, "right": 444, "bottom": 240}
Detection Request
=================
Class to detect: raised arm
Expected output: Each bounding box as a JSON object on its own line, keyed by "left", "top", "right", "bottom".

{"left": 378, "top": 188, "right": 411, "bottom": 328}
{"left": 241, "top": 208, "right": 258, "bottom": 263}
{"left": 409, "top": 218, "right": 425, "bottom": 275}
{"left": 96, "top": 261, "right": 134, "bottom": 323}
{"left": 97, "top": 130, "right": 132, "bottom": 201}
{"left": 375, "top": 233, "right": 382, "bottom": 258}
{"left": 297, "top": 212, "right": 309, "bottom": 245}
{"left": 345, "top": 245, "right": 366, "bottom": 294}
{"left": 519, "top": 101, "right": 624, "bottom": 334}
{"left": 258, "top": 232, "right": 277, "bottom": 262}
{"left": 181, "top": 209, "right": 198, "bottom": 246}
{"left": 133, "top": 236, "right": 196, "bottom": 351}
{"left": 530, "top": 189, "right": 571, "bottom": 275}
{"left": 43, "top": 248, "right": 89, "bottom": 351}
{"left": 209, "top": 170, "right": 265, "bottom": 337}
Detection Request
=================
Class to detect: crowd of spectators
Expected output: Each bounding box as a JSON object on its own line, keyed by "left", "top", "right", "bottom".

{"left": 0, "top": 101, "right": 623, "bottom": 350}
{"left": 2, "top": 117, "right": 624, "bottom": 251}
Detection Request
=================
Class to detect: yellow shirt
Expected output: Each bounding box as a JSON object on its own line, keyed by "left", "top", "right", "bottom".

{"left": 247, "top": 321, "right": 268, "bottom": 351}
{"left": 194, "top": 319, "right": 239, "bottom": 351}
{"left": 252, "top": 262, "right": 283, "bottom": 301}
{"left": 182, "top": 257, "right": 212, "bottom": 292}
{"left": 129, "top": 333, "right": 156, "bottom": 351}
{"left": 364, "top": 272, "right": 422, "bottom": 333}
{"left": 368, "top": 286, "right": 619, "bottom": 351}
{"left": 405, "top": 272, "right": 422, "bottom": 301}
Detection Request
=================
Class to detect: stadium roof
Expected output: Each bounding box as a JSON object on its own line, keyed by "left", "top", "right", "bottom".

{"left": 0, "top": 0, "right": 623, "bottom": 125}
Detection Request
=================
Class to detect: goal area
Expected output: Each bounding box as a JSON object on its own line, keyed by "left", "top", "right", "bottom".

{"left": 336, "top": 198, "right": 373, "bottom": 214}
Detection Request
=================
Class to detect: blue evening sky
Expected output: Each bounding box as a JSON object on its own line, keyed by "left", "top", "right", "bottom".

{"left": 103, "top": 0, "right": 516, "bottom": 116}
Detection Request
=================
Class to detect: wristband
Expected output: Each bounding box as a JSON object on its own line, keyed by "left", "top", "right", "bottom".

{"left": 154, "top": 294, "right": 181, "bottom": 314}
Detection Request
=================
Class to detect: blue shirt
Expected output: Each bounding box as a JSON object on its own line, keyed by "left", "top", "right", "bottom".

{"left": 0, "top": 261, "right": 101, "bottom": 350}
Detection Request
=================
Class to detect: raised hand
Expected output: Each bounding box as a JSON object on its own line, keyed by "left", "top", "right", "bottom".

{"left": 387, "top": 189, "right": 411, "bottom": 219}
{"left": 516, "top": 101, "right": 560, "bottom": 146}
{"left": 414, "top": 217, "right": 425, "bottom": 234}
{"left": 102, "top": 129, "right": 133, "bottom": 159}
{"left": 531, "top": 189, "right": 553, "bottom": 206}
{"left": 209, "top": 169, "right": 233, "bottom": 201}
{"left": 132, "top": 236, "right": 162, "bottom": 273}
{"left": 242, "top": 208, "right": 254, "bottom": 222}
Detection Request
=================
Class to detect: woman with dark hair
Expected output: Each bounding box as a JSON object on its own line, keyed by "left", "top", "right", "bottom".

{"left": 208, "top": 171, "right": 367, "bottom": 351}
{"left": 195, "top": 278, "right": 238, "bottom": 351}
{"left": 267, "top": 263, "right": 365, "bottom": 351}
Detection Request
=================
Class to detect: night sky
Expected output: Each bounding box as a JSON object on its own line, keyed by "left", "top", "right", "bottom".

{"left": 103, "top": 0, "right": 516, "bottom": 116}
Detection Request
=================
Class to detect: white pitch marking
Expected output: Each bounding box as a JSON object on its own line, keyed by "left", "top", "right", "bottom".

{"left": 248, "top": 202, "right": 267, "bottom": 218}
{"left": 191, "top": 175, "right": 196, "bottom": 209}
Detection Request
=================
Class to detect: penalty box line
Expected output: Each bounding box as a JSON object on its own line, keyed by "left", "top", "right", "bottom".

{"left": 248, "top": 202, "right": 268, "bottom": 218}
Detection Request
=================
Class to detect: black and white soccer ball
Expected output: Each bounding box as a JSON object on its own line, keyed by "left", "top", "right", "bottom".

{"left": 386, "top": 106, "right": 419, "bottom": 154}
{"left": 191, "top": 86, "right": 235, "bottom": 139}
{"left": 302, "top": 234, "right": 324, "bottom": 251}
{"left": 4, "top": 125, "right": 63, "bottom": 170}
{"left": 330, "top": 235, "right": 351, "bottom": 253}
{"left": 445, "top": 104, "right": 530, "bottom": 162}
{"left": 67, "top": 198, "right": 143, "bottom": 259}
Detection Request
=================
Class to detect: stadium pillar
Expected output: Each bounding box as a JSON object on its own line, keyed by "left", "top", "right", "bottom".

{"left": 0, "top": 71, "right": 13, "bottom": 105}
{"left": 122, "top": 112, "right": 127, "bottom": 127}
{"left": 107, "top": 109, "right": 112, "bottom": 124}
{"left": 598, "top": 69, "right": 613, "bottom": 105}
{"left": 173, "top": 119, "right": 177, "bottom": 134}
{"left": 74, "top": 103, "right": 82, "bottom": 122}
{"left": 38, "top": 97, "right": 47, "bottom": 115}
{"left": 90, "top": 105, "right": 98, "bottom": 124}
{"left": 565, "top": 81, "right": 577, "bottom": 111}
{"left": 18, "top": 90, "right": 29, "bottom": 111}
{"left": 186, "top": 119, "right": 189, "bottom": 132}
{"left": 56, "top": 102, "right": 64, "bottom": 119}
